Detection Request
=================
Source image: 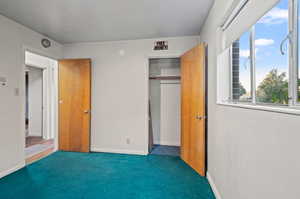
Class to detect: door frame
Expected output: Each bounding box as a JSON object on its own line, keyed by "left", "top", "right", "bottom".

{"left": 21, "top": 46, "right": 59, "bottom": 156}
{"left": 204, "top": 46, "right": 208, "bottom": 174}
{"left": 145, "top": 52, "right": 182, "bottom": 154}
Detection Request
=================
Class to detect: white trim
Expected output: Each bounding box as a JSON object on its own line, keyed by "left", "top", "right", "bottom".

{"left": 23, "top": 45, "right": 60, "bottom": 60}
{"left": 145, "top": 57, "right": 150, "bottom": 155}
{"left": 207, "top": 172, "right": 222, "bottom": 199}
{"left": 26, "top": 63, "right": 47, "bottom": 69}
{"left": 217, "top": 48, "right": 231, "bottom": 103}
{"left": 42, "top": 68, "right": 47, "bottom": 139}
{"left": 0, "top": 161, "right": 25, "bottom": 179}
{"left": 291, "top": 0, "right": 299, "bottom": 105}
{"left": 52, "top": 63, "right": 59, "bottom": 152}
{"left": 221, "top": 0, "right": 249, "bottom": 30}
{"left": 153, "top": 141, "right": 180, "bottom": 146}
{"left": 91, "top": 147, "right": 148, "bottom": 156}
{"left": 228, "top": 46, "right": 233, "bottom": 101}
{"left": 218, "top": 102, "right": 300, "bottom": 116}
{"left": 147, "top": 52, "right": 182, "bottom": 59}
{"left": 250, "top": 26, "right": 256, "bottom": 104}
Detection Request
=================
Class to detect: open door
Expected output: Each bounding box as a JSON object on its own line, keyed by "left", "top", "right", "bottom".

{"left": 180, "top": 44, "right": 207, "bottom": 176}
{"left": 58, "top": 59, "right": 91, "bottom": 152}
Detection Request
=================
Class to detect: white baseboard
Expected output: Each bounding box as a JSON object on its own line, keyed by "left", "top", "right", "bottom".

{"left": 207, "top": 172, "right": 222, "bottom": 199}
{"left": 0, "top": 161, "right": 25, "bottom": 179}
{"left": 91, "top": 147, "right": 148, "bottom": 156}
{"left": 153, "top": 141, "right": 180, "bottom": 146}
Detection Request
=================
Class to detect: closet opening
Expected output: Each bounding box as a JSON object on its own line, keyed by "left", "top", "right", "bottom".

{"left": 148, "top": 58, "right": 181, "bottom": 156}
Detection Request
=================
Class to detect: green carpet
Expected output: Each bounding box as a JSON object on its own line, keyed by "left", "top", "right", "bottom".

{"left": 0, "top": 151, "right": 215, "bottom": 199}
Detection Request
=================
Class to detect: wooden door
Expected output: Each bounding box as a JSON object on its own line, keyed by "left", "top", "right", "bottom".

{"left": 180, "top": 44, "right": 207, "bottom": 176}
{"left": 59, "top": 59, "right": 91, "bottom": 152}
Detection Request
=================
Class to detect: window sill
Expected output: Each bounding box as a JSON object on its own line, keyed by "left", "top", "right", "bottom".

{"left": 217, "top": 102, "right": 300, "bottom": 116}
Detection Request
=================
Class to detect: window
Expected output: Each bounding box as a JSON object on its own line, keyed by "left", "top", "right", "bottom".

{"left": 232, "top": 31, "right": 252, "bottom": 102}
{"left": 255, "top": 0, "right": 289, "bottom": 105}
{"left": 229, "top": 0, "right": 300, "bottom": 107}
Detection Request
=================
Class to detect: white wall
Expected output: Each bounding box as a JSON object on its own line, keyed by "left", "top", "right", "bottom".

{"left": 63, "top": 36, "right": 199, "bottom": 154}
{"left": 160, "top": 82, "right": 181, "bottom": 146}
{"left": 27, "top": 66, "right": 43, "bottom": 137}
{"left": 0, "top": 14, "right": 62, "bottom": 177}
{"left": 200, "top": 0, "right": 300, "bottom": 198}
{"left": 160, "top": 67, "right": 181, "bottom": 145}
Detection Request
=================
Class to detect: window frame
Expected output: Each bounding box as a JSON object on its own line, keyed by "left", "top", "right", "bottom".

{"left": 291, "top": 0, "right": 299, "bottom": 106}
{"left": 228, "top": 0, "right": 300, "bottom": 109}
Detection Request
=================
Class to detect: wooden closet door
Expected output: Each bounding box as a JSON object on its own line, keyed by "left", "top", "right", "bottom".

{"left": 180, "top": 44, "right": 206, "bottom": 176}
{"left": 59, "top": 59, "right": 91, "bottom": 152}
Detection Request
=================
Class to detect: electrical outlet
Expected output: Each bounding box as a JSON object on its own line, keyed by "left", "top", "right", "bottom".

{"left": 126, "top": 138, "right": 131, "bottom": 144}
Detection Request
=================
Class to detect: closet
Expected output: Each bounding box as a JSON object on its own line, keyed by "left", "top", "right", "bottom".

{"left": 148, "top": 44, "right": 207, "bottom": 176}
{"left": 148, "top": 58, "right": 181, "bottom": 156}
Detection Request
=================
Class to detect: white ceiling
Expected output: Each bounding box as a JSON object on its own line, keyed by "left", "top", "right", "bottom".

{"left": 0, "top": 0, "right": 214, "bottom": 44}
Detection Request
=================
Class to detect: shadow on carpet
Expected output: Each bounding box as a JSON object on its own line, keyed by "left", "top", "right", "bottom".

{"left": 0, "top": 151, "right": 215, "bottom": 199}
{"left": 150, "top": 145, "right": 180, "bottom": 156}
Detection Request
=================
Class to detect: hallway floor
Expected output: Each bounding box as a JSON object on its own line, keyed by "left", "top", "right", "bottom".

{"left": 25, "top": 137, "right": 54, "bottom": 160}
{"left": 0, "top": 151, "right": 215, "bottom": 199}
{"left": 26, "top": 136, "right": 50, "bottom": 147}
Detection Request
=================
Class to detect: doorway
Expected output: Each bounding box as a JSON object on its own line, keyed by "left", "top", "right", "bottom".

{"left": 147, "top": 44, "right": 207, "bottom": 177}
{"left": 24, "top": 51, "right": 58, "bottom": 164}
{"left": 148, "top": 58, "right": 181, "bottom": 156}
{"left": 25, "top": 66, "right": 45, "bottom": 140}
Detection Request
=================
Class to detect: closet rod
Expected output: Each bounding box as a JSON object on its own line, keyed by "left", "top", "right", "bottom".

{"left": 149, "top": 76, "right": 181, "bottom": 80}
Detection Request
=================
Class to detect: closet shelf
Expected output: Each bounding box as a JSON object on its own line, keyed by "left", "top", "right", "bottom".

{"left": 149, "top": 76, "right": 181, "bottom": 80}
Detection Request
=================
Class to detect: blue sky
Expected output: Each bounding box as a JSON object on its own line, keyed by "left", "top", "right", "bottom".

{"left": 239, "top": 0, "right": 289, "bottom": 93}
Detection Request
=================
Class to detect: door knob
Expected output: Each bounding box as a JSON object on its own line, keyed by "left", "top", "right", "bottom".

{"left": 84, "top": 110, "right": 90, "bottom": 114}
{"left": 196, "top": 115, "right": 206, "bottom": 120}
